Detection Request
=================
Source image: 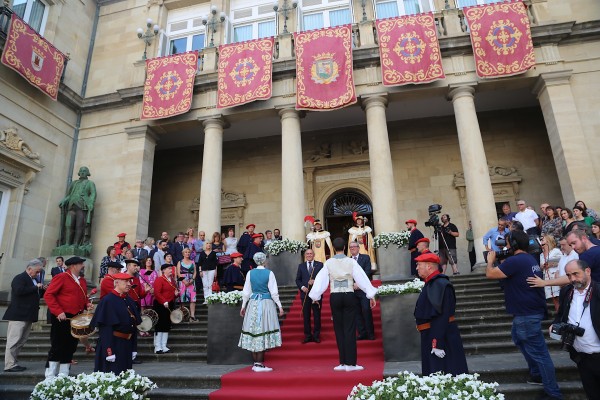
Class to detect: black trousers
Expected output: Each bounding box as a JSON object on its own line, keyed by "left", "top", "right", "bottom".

{"left": 355, "top": 290, "right": 374, "bottom": 338}
{"left": 571, "top": 351, "right": 600, "bottom": 400}
{"left": 153, "top": 300, "right": 172, "bottom": 332}
{"left": 330, "top": 292, "right": 359, "bottom": 365}
{"left": 301, "top": 294, "right": 321, "bottom": 339}
{"left": 48, "top": 314, "right": 79, "bottom": 363}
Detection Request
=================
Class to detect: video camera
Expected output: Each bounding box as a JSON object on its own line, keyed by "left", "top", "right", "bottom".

{"left": 424, "top": 204, "right": 442, "bottom": 228}
{"left": 551, "top": 322, "right": 585, "bottom": 352}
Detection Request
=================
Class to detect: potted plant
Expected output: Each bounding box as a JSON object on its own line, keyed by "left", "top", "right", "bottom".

{"left": 206, "top": 291, "right": 253, "bottom": 364}
{"left": 264, "top": 239, "right": 308, "bottom": 286}
{"left": 377, "top": 278, "right": 424, "bottom": 362}
{"left": 373, "top": 231, "right": 412, "bottom": 281}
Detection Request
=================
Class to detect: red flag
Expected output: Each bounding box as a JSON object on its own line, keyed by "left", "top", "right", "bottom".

{"left": 464, "top": 1, "right": 535, "bottom": 78}
{"left": 1, "top": 14, "right": 66, "bottom": 101}
{"left": 217, "top": 38, "right": 274, "bottom": 109}
{"left": 294, "top": 25, "right": 356, "bottom": 111}
{"left": 141, "top": 51, "right": 198, "bottom": 120}
{"left": 376, "top": 13, "right": 445, "bottom": 86}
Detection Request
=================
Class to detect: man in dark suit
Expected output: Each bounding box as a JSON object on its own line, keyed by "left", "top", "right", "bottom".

{"left": 171, "top": 232, "right": 188, "bottom": 265}
{"left": 295, "top": 249, "right": 323, "bottom": 343}
{"left": 349, "top": 241, "right": 375, "bottom": 340}
{"left": 3, "top": 259, "right": 45, "bottom": 372}
{"left": 51, "top": 256, "right": 66, "bottom": 277}
{"left": 132, "top": 239, "right": 149, "bottom": 260}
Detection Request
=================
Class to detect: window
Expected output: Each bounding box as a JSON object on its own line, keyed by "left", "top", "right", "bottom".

{"left": 456, "top": 0, "right": 502, "bottom": 7}
{"left": 169, "top": 33, "right": 205, "bottom": 55}
{"left": 12, "top": 0, "right": 48, "bottom": 33}
{"left": 232, "top": 19, "right": 275, "bottom": 43}
{"left": 376, "top": 1, "right": 399, "bottom": 19}
{"left": 301, "top": 7, "right": 351, "bottom": 31}
{"left": 375, "top": 0, "right": 436, "bottom": 18}
{"left": 230, "top": 1, "right": 276, "bottom": 43}
{"left": 0, "top": 185, "right": 10, "bottom": 247}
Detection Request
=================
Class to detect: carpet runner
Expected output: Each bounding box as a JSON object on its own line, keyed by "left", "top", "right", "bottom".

{"left": 210, "top": 282, "right": 384, "bottom": 400}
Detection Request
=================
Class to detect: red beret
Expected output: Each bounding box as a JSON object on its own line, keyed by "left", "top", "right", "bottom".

{"left": 112, "top": 272, "right": 133, "bottom": 280}
{"left": 415, "top": 238, "right": 430, "bottom": 245}
{"left": 415, "top": 253, "right": 440, "bottom": 264}
{"left": 252, "top": 233, "right": 263, "bottom": 239}
{"left": 246, "top": 224, "right": 256, "bottom": 229}
{"left": 230, "top": 252, "right": 243, "bottom": 258}
{"left": 405, "top": 219, "right": 417, "bottom": 225}
{"left": 117, "top": 232, "right": 127, "bottom": 237}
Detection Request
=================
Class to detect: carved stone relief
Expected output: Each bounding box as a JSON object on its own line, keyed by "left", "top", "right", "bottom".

{"left": 308, "top": 143, "right": 331, "bottom": 163}
{"left": 453, "top": 165, "right": 522, "bottom": 207}
{"left": 0, "top": 127, "right": 40, "bottom": 160}
{"left": 347, "top": 140, "right": 368, "bottom": 155}
{"left": 190, "top": 189, "right": 247, "bottom": 229}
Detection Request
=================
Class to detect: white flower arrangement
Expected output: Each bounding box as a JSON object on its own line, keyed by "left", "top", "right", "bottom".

{"left": 348, "top": 371, "right": 504, "bottom": 400}
{"left": 31, "top": 369, "right": 157, "bottom": 400}
{"left": 377, "top": 278, "right": 425, "bottom": 296}
{"left": 373, "top": 231, "right": 411, "bottom": 249}
{"left": 206, "top": 290, "right": 243, "bottom": 306}
{"left": 264, "top": 238, "right": 308, "bottom": 255}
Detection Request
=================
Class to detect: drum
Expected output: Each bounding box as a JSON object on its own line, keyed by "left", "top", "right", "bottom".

{"left": 70, "top": 312, "right": 96, "bottom": 339}
{"left": 170, "top": 306, "right": 191, "bottom": 324}
{"left": 138, "top": 309, "right": 158, "bottom": 332}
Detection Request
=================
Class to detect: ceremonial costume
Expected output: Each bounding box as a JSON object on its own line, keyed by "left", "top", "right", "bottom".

{"left": 237, "top": 225, "right": 255, "bottom": 256}
{"left": 295, "top": 259, "right": 324, "bottom": 342}
{"left": 153, "top": 267, "right": 177, "bottom": 353}
{"left": 100, "top": 275, "right": 115, "bottom": 298}
{"left": 90, "top": 288, "right": 141, "bottom": 374}
{"left": 414, "top": 270, "right": 468, "bottom": 376}
{"left": 307, "top": 229, "right": 334, "bottom": 264}
{"left": 242, "top": 238, "right": 262, "bottom": 274}
{"left": 223, "top": 256, "right": 245, "bottom": 292}
{"left": 347, "top": 219, "right": 376, "bottom": 268}
{"left": 407, "top": 222, "right": 424, "bottom": 276}
{"left": 114, "top": 233, "right": 131, "bottom": 256}
{"left": 128, "top": 274, "right": 146, "bottom": 306}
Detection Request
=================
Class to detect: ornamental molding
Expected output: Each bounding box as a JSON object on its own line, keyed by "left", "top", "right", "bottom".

{"left": 0, "top": 127, "right": 41, "bottom": 162}
{"left": 190, "top": 190, "right": 247, "bottom": 227}
{"left": 0, "top": 127, "right": 43, "bottom": 194}
{"left": 453, "top": 165, "right": 522, "bottom": 207}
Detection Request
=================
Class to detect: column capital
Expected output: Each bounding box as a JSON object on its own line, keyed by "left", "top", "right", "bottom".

{"left": 532, "top": 70, "right": 573, "bottom": 98}
{"left": 125, "top": 125, "right": 160, "bottom": 143}
{"left": 447, "top": 83, "right": 477, "bottom": 102}
{"left": 200, "top": 116, "right": 228, "bottom": 129}
{"left": 361, "top": 94, "right": 388, "bottom": 110}
{"left": 278, "top": 108, "right": 305, "bottom": 120}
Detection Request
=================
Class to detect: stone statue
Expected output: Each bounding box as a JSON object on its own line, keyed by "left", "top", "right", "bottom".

{"left": 55, "top": 166, "right": 96, "bottom": 255}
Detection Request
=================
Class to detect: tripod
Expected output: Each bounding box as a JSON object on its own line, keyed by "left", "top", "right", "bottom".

{"left": 430, "top": 224, "right": 458, "bottom": 274}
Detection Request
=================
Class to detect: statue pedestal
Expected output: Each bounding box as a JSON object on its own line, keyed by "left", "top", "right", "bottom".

{"left": 207, "top": 303, "right": 253, "bottom": 364}
{"left": 380, "top": 293, "right": 421, "bottom": 361}
{"left": 267, "top": 252, "right": 302, "bottom": 286}
{"left": 52, "top": 244, "right": 92, "bottom": 258}
{"left": 377, "top": 246, "right": 411, "bottom": 282}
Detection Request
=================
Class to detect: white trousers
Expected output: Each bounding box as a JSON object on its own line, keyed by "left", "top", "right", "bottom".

{"left": 201, "top": 269, "right": 216, "bottom": 300}
{"left": 4, "top": 320, "right": 32, "bottom": 369}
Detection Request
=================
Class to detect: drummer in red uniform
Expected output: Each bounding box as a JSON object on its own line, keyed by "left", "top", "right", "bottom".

{"left": 153, "top": 264, "right": 179, "bottom": 354}
{"left": 43, "top": 256, "right": 90, "bottom": 378}
{"left": 100, "top": 262, "right": 122, "bottom": 298}
{"left": 124, "top": 259, "right": 146, "bottom": 307}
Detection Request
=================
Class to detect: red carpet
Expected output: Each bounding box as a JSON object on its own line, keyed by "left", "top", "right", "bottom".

{"left": 210, "top": 282, "right": 384, "bottom": 400}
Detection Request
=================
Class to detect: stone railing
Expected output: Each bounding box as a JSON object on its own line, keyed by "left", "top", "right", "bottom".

{"left": 0, "top": 3, "right": 13, "bottom": 42}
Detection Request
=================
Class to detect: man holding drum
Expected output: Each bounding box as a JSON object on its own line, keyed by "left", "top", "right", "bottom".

{"left": 100, "top": 262, "right": 122, "bottom": 298}
{"left": 90, "top": 273, "right": 141, "bottom": 374}
{"left": 43, "top": 256, "right": 90, "bottom": 378}
{"left": 153, "top": 263, "right": 179, "bottom": 354}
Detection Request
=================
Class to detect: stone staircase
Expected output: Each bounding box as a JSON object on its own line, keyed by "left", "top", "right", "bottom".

{"left": 0, "top": 275, "right": 586, "bottom": 399}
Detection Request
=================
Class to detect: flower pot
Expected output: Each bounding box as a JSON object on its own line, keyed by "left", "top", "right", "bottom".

{"left": 207, "top": 303, "right": 253, "bottom": 365}
{"left": 266, "top": 251, "right": 302, "bottom": 286}
{"left": 379, "top": 292, "right": 421, "bottom": 362}
{"left": 377, "top": 246, "right": 411, "bottom": 282}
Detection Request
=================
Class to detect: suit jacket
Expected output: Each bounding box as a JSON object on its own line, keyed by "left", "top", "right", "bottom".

{"left": 3, "top": 271, "right": 43, "bottom": 322}
{"left": 171, "top": 241, "right": 188, "bottom": 264}
{"left": 350, "top": 253, "right": 372, "bottom": 280}
{"left": 295, "top": 260, "right": 324, "bottom": 299}
{"left": 554, "top": 281, "right": 600, "bottom": 342}
{"left": 132, "top": 247, "right": 149, "bottom": 260}
{"left": 51, "top": 266, "right": 66, "bottom": 277}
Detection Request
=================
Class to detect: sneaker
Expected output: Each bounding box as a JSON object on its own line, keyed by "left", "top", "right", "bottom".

{"left": 252, "top": 364, "right": 272, "bottom": 372}
{"left": 346, "top": 365, "right": 364, "bottom": 372}
{"left": 333, "top": 364, "right": 346, "bottom": 371}
{"left": 527, "top": 376, "right": 543, "bottom": 385}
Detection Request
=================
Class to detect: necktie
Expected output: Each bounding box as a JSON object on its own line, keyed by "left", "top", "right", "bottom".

{"left": 354, "top": 256, "right": 358, "bottom": 261}
{"left": 308, "top": 262, "right": 313, "bottom": 275}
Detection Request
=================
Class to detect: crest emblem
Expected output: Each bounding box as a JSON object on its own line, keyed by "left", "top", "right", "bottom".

{"left": 311, "top": 53, "right": 339, "bottom": 84}
{"left": 154, "top": 70, "right": 183, "bottom": 101}
{"left": 393, "top": 32, "right": 427, "bottom": 64}
{"left": 31, "top": 47, "right": 44, "bottom": 72}
{"left": 485, "top": 19, "right": 522, "bottom": 56}
{"left": 229, "top": 57, "right": 260, "bottom": 88}
{"left": 314, "top": 239, "right": 322, "bottom": 248}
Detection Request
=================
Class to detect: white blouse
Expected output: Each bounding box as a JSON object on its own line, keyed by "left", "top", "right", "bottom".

{"left": 241, "top": 266, "right": 282, "bottom": 309}
{"left": 309, "top": 255, "right": 377, "bottom": 301}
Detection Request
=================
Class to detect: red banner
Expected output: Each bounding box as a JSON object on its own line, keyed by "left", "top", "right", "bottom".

{"left": 217, "top": 38, "right": 273, "bottom": 109}
{"left": 141, "top": 51, "right": 198, "bottom": 120}
{"left": 1, "top": 14, "right": 66, "bottom": 101}
{"left": 464, "top": 1, "right": 535, "bottom": 78}
{"left": 376, "top": 14, "right": 445, "bottom": 86}
{"left": 294, "top": 25, "right": 356, "bottom": 111}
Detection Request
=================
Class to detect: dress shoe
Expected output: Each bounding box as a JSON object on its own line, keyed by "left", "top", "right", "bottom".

{"left": 302, "top": 337, "right": 313, "bottom": 344}
{"left": 5, "top": 366, "right": 26, "bottom": 372}
{"left": 314, "top": 337, "right": 321, "bottom": 343}
{"left": 356, "top": 335, "right": 367, "bottom": 341}
{"left": 367, "top": 334, "right": 375, "bottom": 340}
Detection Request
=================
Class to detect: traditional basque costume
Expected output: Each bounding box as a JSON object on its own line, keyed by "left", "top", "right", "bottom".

{"left": 223, "top": 262, "right": 245, "bottom": 292}
{"left": 306, "top": 230, "right": 334, "bottom": 264}
{"left": 153, "top": 268, "right": 177, "bottom": 354}
{"left": 408, "top": 228, "right": 425, "bottom": 275}
{"left": 242, "top": 242, "right": 262, "bottom": 274}
{"left": 90, "top": 290, "right": 141, "bottom": 374}
{"left": 414, "top": 271, "right": 468, "bottom": 376}
{"left": 237, "top": 232, "right": 252, "bottom": 257}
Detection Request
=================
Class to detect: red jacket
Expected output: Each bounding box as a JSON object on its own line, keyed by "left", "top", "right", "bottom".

{"left": 153, "top": 275, "right": 176, "bottom": 304}
{"left": 100, "top": 275, "right": 114, "bottom": 299}
{"left": 44, "top": 272, "right": 88, "bottom": 316}
{"left": 128, "top": 275, "right": 146, "bottom": 304}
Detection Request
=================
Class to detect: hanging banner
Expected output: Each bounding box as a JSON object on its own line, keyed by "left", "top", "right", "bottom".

{"left": 1, "top": 14, "right": 66, "bottom": 101}
{"left": 294, "top": 25, "right": 356, "bottom": 111}
{"left": 464, "top": 1, "right": 535, "bottom": 78}
{"left": 217, "top": 38, "right": 274, "bottom": 109}
{"left": 141, "top": 51, "right": 198, "bottom": 120}
{"left": 376, "top": 13, "right": 445, "bottom": 86}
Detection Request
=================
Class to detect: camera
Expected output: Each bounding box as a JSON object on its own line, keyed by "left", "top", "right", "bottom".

{"left": 424, "top": 204, "right": 442, "bottom": 228}
{"left": 551, "top": 322, "right": 585, "bottom": 352}
{"left": 483, "top": 248, "right": 514, "bottom": 263}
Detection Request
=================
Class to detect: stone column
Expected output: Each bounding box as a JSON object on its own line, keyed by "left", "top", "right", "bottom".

{"left": 362, "top": 95, "right": 399, "bottom": 233}
{"left": 279, "top": 108, "right": 305, "bottom": 241}
{"left": 448, "top": 84, "right": 497, "bottom": 265}
{"left": 532, "top": 71, "right": 599, "bottom": 207}
{"left": 198, "top": 118, "right": 225, "bottom": 236}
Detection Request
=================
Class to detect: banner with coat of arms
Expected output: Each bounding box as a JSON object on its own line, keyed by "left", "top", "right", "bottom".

{"left": 217, "top": 38, "right": 274, "bottom": 109}
{"left": 294, "top": 25, "right": 356, "bottom": 111}
{"left": 1, "top": 14, "right": 66, "bottom": 101}
{"left": 464, "top": 1, "right": 535, "bottom": 78}
{"left": 141, "top": 51, "right": 198, "bottom": 120}
{"left": 376, "top": 13, "right": 445, "bottom": 86}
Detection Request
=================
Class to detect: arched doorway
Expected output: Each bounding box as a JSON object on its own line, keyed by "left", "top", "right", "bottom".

{"left": 324, "top": 190, "right": 374, "bottom": 245}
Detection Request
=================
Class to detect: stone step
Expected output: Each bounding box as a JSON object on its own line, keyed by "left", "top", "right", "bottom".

{"left": 463, "top": 340, "right": 561, "bottom": 355}
{"left": 0, "top": 351, "right": 208, "bottom": 362}
{"left": 458, "top": 320, "right": 553, "bottom": 335}
{"left": 497, "top": 381, "right": 585, "bottom": 400}
{"left": 0, "top": 385, "right": 215, "bottom": 400}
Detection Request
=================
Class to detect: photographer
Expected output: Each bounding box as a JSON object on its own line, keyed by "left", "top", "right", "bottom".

{"left": 486, "top": 230, "right": 562, "bottom": 399}
{"left": 553, "top": 260, "right": 600, "bottom": 400}
{"left": 438, "top": 214, "right": 460, "bottom": 276}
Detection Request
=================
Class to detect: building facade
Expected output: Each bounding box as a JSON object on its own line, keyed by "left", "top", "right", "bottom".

{"left": 0, "top": 0, "right": 599, "bottom": 288}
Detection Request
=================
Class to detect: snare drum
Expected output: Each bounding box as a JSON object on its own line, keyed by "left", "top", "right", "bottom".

{"left": 169, "top": 306, "right": 191, "bottom": 324}
{"left": 70, "top": 313, "right": 97, "bottom": 339}
{"left": 138, "top": 309, "right": 159, "bottom": 332}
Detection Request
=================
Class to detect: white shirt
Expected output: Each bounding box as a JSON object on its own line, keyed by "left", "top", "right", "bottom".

{"left": 309, "top": 254, "right": 377, "bottom": 301}
{"left": 568, "top": 283, "right": 600, "bottom": 354}
{"left": 513, "top": 208, "right": 539, "bottom": 231}
{"left": 557, "top": 250, "right": 579, "bottom": 278}
{"left": 70, "top": 272, "right": 81, "bottom": 286}
{"left": 241, "top": 266, "right": 282, "bottom": 309}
